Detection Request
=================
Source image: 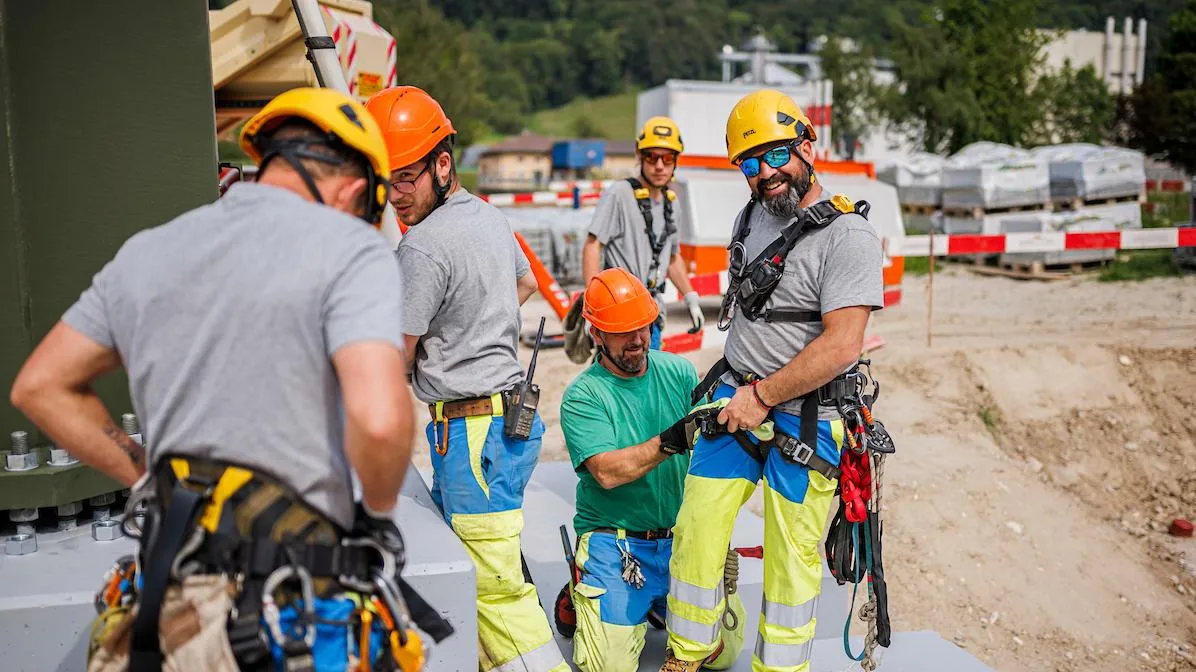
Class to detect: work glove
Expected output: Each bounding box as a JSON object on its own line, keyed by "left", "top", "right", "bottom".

{"left": 684, "top": 291, "right": 704, "bottom": 334}
{"left": 352, "top": 501, "right": 407, "bottom": 570}
{"left": 658, "top": 414, "right": 695, "bottom": 455}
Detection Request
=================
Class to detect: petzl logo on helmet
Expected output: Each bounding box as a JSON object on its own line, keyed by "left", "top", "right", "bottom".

{"left": 742, "top": 129, "right": 756, "bottom": 139}
{"left": 338, "top": 104, "right": 365, "bottom": 130}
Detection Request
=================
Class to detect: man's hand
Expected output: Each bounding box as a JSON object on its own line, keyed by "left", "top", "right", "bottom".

{"left": 353, "top": 502, "right": 407, "bottom": 569}
{"left": 684, "top": 292, "right": 704, "bottom": 334}
{"left": 657, "top": 414, "right": 692, "bottom": 455}
{"left": 717, "top": 385, "right": 770, "bottom": 433}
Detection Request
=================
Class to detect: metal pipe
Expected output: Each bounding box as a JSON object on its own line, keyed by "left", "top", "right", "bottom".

{"left": 1136, "top": 19, "right": 1147, "bottom": 85}
{"left": 1121, "top": 17, "right": 1133, "bottom": 94}
{"left": 1104, "top": 16, "right": 1116, "bottom": 88}
{"left": 290, "top": 0, "right": 403, "bottom": 248}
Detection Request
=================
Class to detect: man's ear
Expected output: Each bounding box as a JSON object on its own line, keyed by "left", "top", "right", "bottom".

{"left": 333, "top": 176, "right": 369, "bottom": 214}
{"left": 436, "top": 151, "right": 453, "bottom": 182}
{"left": 797, "top": 138, "right": 817, "bottom": 164}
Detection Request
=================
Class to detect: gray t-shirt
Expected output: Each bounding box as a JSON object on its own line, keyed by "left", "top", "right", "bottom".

{"left": 396, "top": 188, "right": 531, "bottom": 403}
{"left": 721, "top": 194, "right": 884, "bottom": 418}
{"left": 588, "top": 179, "right": 681, "bottom": 293}
{"left": 61, "top": 182, "right": 404, "bottom": 529}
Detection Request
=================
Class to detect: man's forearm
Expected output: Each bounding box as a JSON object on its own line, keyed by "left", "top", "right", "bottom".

{"left": 344, "top": 412, "right": 413, "bottom": 514}
{"left": 582, "top": 237, "right": 602, "bottom": 286}
{"left": 585, "top": 438, "right": 668, "bottom": 490}
{"left": 15, "top": 388, "right": 144, "bottom": 486}
{"left": 667, "top": 255, "right": 695, "bottom": 295}
{"left": 517, "top": 273, "right": 537, "bottom": 305}
{"left": 756, "top": 331, "right": 860, "bottom": 408}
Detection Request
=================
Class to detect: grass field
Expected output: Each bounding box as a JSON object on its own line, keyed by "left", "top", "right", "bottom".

{"left": 1097, "top": 191, "right": 1191, "bottom": 282}
{"left": 527, "top": 90, "right": 638, "bottom": 140}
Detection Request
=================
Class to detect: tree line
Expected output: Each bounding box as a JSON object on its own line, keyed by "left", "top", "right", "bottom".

{"left": 208, "top": 0, "right": 1195, "bottom": 174}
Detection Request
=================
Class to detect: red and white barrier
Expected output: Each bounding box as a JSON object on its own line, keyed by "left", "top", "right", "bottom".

{"left": 894, "top": 227, "right": 1196, "bottom": 257}
{"left": 480, "top": 190, "right": 602, "bottom": 207}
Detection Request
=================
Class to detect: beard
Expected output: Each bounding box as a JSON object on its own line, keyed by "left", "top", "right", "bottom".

{"left": 611, "top": 347, "right": 647, "bottom": 374}
{"left": 757, "top": 168, "right": 812, "bottom": 219}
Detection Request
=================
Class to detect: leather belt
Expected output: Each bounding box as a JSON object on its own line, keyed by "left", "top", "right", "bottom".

{"left": 591, "top": 527, "right": 673, "bottom": 540}
{"left": 429, "top": 394, "right": 503, "bottom": 421}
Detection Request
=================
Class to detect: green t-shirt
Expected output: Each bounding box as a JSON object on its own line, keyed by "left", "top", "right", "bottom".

{"left": 560, "top": 350, "right": 699, "bottom": 535}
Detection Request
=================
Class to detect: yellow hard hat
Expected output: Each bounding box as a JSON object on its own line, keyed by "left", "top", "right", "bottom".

{"left": 636, "top": 116, "right": 684, "bottom": 154}
{"left": 240, "top": 87, "right": 391, "bottom": 226}
{"left": 725, "top": 89, "right": 816, "bottom": 164}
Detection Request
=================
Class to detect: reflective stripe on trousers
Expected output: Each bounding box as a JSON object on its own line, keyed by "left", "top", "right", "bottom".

{"left": 665, "top": 574, "right": 724, "bottom": 646}
{"left": 755, "top": 634, "right": 813, "bottom": 668}
{"left": 762, "top": 597, "right": 816, "bottom": 630}
{"left": 490, "top": 639, "right": 569, "bottom": 672}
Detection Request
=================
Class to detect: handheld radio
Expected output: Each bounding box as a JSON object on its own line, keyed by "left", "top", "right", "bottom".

{"left": 504, "top": 317, "right": 546, "bottom": 439}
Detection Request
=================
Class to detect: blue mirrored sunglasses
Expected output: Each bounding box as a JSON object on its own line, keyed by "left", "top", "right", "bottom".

{"left": 739, "top": 144, "right": 794, "bottom": 178}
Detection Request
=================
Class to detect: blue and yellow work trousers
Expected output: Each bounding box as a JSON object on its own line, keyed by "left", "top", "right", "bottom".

{"left": 571, "top": 530, "right": 743, "bottom": 672}
{"left": 666, "top": 384, "right": 844, "bottom": 672}
{"left": 427, "top": 393, "right": 568, "bottom": 672}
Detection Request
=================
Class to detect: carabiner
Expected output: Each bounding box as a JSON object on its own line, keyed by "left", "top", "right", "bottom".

{"left": 262, "top": 564, "right": 316, "bottom": 650}
{"left": 341, "top": 537, "right": 397, "bottom": 593}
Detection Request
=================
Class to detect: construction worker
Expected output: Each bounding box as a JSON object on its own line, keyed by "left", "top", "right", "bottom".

{"left": 559, "top": 268, "right": 744, "bottom": 672}
{"left": 365, "top": 86, "right": 568, "bottom": 672}
{"left": 9, "top": 88, "right": 434, "bottom": 670}
{"left": 659, "top": 89, "right": 884, "bottom": 672}
{"left": 580, "top": 117, "right": 703, "bottom": 350}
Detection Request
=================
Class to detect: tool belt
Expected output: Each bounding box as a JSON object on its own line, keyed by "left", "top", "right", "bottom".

{"left": 117, "top": 455, "right": 451, "bottom": 672}
{"left": 590, "top": 527, "right": 673, "bottom": 540}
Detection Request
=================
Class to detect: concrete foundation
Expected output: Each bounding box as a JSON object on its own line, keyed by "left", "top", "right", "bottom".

{"left": 0, "top": 462, "right": 989, "bottom": 671}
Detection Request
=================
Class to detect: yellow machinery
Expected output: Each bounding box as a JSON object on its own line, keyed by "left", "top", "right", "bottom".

{"left": 210, "top": 0, "right": 397, "bottom": 135}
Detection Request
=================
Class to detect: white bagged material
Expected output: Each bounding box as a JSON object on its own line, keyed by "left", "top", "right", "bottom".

{"left": 877, "top": 152, "right": 946, "bottom": 207}
{"left": 941, "top": 142, "right": 1050, "bottom": 210}
{"left": 999, "top": 201, "right": 1140, "bottom": 266}
{"left": 1031, "top": 143, "right": 1145, "bottom": 201}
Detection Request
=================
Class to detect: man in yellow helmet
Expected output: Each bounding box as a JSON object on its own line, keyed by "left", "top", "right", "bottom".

{"left": 580, "top": 116, "right": 703, "bottom": 350}
{"left": 659, "top": 90, "right": 884, "bottom": 672}
{"left": 11, "top": 88, "right": 433, "bottom": 670}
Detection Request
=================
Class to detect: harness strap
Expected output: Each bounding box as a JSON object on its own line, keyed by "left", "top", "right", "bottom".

{"left": 625, "top": 176, "right": 676, "bottom": 290}
{"left": 398, "top": 576, "right": 455, "bottom": 643}
{"left": 129, "top": 485, "right": 205, "bottom": 672}
{"left": 762, "top": 308, "right": 822, "bottom": 323}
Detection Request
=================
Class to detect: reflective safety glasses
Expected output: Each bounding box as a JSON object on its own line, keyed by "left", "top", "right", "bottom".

{"left": 739, "top": 143, "right": 794, "bottom": 178}
{"left": 641, "top": 151, "right": 677, "bottom": 167}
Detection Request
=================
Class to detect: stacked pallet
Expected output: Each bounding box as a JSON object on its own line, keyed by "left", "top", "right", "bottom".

{"left": 881, "top": 142, "right": 1149, "bottom": 276}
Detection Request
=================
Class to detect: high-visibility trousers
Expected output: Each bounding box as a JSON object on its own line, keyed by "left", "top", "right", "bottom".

{"left": 571, "top": 530, "right": 744, "bottom": 672}
{"left": 427, "top": 394, "right": 568, "bottom": 672}
{"left": 666, "top": 384, "right": 844, "bottom": 672}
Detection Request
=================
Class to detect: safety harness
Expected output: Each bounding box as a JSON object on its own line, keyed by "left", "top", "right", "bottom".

{"left": 716, "top": 194, "right": 870, "bottom": 330}
{"left": 123, "top": 456, "right": 452, "bottom": 672}
{"left": 690, "top": 360, "right": 896, "bottom": 669}
{"left": 624, "top": 176, "right": 676, "bottom": 294}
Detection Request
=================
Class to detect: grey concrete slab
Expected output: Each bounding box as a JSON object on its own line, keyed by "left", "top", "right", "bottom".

{"left": 0, "top": 465, "right": 477, "bottom": 672}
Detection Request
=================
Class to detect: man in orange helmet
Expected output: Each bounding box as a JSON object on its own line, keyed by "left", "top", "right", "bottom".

{"left": 365, "top": 86, "right": 565, "bottom": 672}
{"left": 556, "top": 268, "right": 743, "bottom": 671}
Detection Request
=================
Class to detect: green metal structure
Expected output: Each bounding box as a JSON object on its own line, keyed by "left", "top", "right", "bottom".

{"left": 1, "top": 1, "right": 219, "bottom": 507}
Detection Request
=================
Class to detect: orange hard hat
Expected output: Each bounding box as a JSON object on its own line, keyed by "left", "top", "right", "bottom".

{"left": 583, "top": 268, "right": 660, "bottom": 333}
{"left": 364, "top": 86, "right": 456, "bottom": 171}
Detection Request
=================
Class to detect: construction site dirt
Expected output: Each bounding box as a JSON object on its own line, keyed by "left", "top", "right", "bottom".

{"left": 413, "top": 268, "right": 1196, "bottom": 672}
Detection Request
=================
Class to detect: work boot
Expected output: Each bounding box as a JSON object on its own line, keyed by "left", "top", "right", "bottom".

{"left": 660, "top": 649, "right": 704, "bottom": 672}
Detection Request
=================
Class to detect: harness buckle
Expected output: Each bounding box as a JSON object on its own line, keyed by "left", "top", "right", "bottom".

{"left": 776, "top": 433, "right": 816, "bottom": 466}
{"left": 340, "top": 536, "right": 397, "bottom": 592}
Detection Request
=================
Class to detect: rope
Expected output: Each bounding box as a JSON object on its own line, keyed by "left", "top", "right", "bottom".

{"left": 722, "top": 546, "right": 740, "bottom": 631}
{"left": 858, "top": 451, "right": 887, "bottom": 672}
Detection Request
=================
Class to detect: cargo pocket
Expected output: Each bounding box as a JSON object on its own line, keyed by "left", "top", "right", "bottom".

{"left": 87, "top": 574, "right": 239, "bottom": 672}
{"left": 570, "top": 582, "right": 608, "bottom": 669}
